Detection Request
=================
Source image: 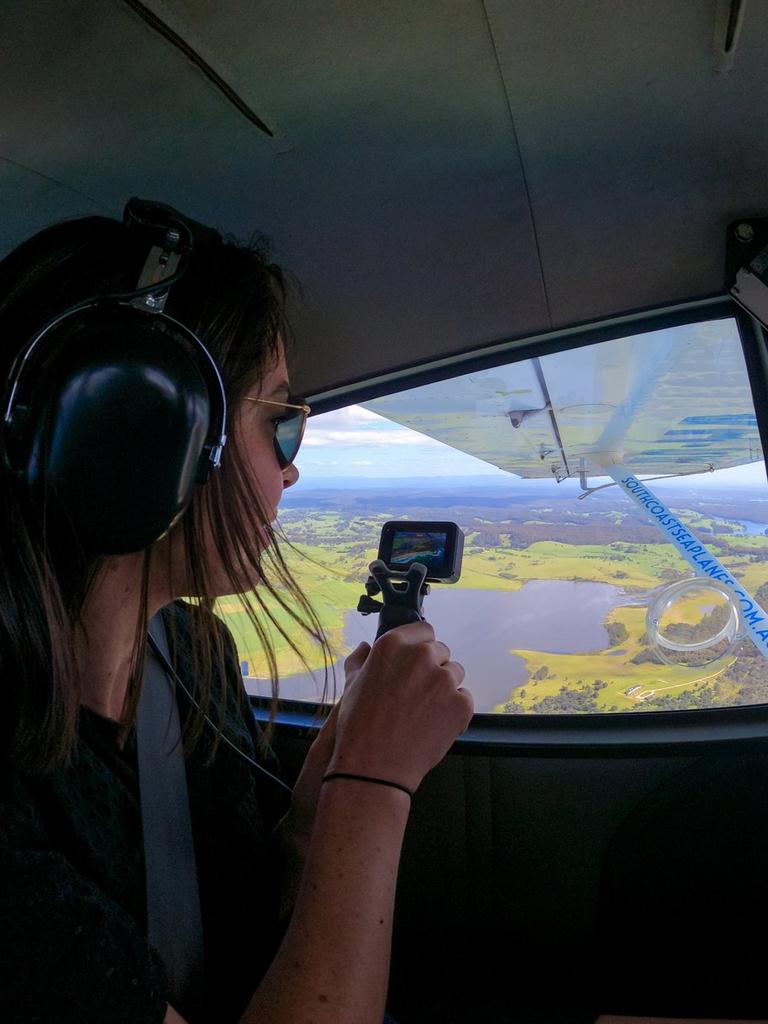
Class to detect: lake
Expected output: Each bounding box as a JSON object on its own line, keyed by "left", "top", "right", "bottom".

{"left": 732, "top": 518, "right": 768, "bottom": 536}
{"left": 247, "top": 579, "right": 632, "bottom": 712}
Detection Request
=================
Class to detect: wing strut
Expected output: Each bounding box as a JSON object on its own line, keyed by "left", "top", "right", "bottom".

{"left": 532, "top": 358, "right": 571, "bottom": 480}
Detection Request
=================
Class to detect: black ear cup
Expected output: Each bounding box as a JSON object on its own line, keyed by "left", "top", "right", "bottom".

{"left": 2, "top": 199, "right": 229, "bottom": 555}
{"left": 6, "top": 306, "right": 220, "bottom": 555}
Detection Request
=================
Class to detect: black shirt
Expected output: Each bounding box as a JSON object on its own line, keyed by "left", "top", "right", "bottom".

{"left": 0, "top": 605, "right": 288, "bottom": 1024}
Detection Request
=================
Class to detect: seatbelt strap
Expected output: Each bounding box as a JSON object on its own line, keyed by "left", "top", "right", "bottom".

{"left": 137, "top": 612, "right": 204, "bottom": 1008}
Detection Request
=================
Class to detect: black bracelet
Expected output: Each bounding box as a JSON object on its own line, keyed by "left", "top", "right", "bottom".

{"left": 322, "top": 771, "right": 413, "bottom": 799}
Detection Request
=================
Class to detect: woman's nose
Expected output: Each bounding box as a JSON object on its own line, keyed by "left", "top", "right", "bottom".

{"left": 283, "top": 463, "right": 300, "bottom": 489}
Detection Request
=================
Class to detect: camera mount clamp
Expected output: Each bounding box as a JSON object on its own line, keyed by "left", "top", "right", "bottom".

{"left": 357, "top": 559, "right": 431, "bottom": 639}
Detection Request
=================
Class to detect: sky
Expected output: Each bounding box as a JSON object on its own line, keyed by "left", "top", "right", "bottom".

{"left": 293, "top": 405, "right": 768, "bottom": 491}
{"left": 294, "top": 405, "right": 505, "bottom": 481}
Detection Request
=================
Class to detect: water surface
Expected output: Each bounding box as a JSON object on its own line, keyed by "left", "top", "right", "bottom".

{"left": 250, "top": 579, "right": 631, "bottom": 712}
{"left": 732, "top": 517, "right": 768, "bottom": 536}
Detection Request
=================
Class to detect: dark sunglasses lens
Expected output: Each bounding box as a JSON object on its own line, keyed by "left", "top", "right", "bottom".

{"left": 274, "top": 408, "right": 307, "bottom": 467}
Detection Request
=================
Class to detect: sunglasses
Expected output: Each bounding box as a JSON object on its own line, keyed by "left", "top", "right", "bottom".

{"left": 243, "top": 396, "right": 311, "bottom": 468}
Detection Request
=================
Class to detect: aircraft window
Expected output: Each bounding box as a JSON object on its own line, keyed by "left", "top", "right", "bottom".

{"left": 221, "top": 315, "right": 768, "bottom": 716}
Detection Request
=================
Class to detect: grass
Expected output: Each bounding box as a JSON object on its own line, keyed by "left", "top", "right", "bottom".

{"left": 455, "top": 539, "right": 690, "bottom": 590}
{"left": 213, "top": 509, "right": 768, "bottom": 712}
{"left": 216, "top": 542, "right": 364, "bottom": 678}
{"left": 498, "top": 605, "right": 735, "bottom": 713}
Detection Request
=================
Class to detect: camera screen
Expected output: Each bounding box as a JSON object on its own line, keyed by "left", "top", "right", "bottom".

{"left": 390, "top": 530, "right": 449, "bottom": 573}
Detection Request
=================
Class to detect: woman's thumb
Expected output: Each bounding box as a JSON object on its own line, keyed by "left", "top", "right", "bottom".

{"left": 344, "top": 640, "right": 371, "bottom": 677}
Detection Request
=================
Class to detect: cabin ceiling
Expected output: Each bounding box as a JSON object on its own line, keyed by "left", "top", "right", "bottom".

{"left": 1, "top": 1, "right": 767, "bottom": 395}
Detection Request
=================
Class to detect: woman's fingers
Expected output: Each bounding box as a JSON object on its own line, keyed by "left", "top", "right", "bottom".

{"left": 455, "top": 680, "right": 474, "bottom": 729}
{"left": 317, "top": 699, "right": 341, "bottom": 735}
{"left": 425, "top": 639, "right": 452, "bottom": 665}
{"left": 302, "top": 701, "right": 343, "bottom": 769}
{"left": 444, "top": 659, "right": 465, "bottom": 688}
{"left": 328, "top": 621, "right": 475, "bottom": 793}
{"left": 344, "top": 641, "right": 371, "bottom": 683}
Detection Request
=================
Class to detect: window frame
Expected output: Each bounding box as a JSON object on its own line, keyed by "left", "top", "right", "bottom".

{"left": 251, "top": 293, "right": 768, "bottom": 753}
{"left": 252, "top": 700, "right": 768, "bottom": 756}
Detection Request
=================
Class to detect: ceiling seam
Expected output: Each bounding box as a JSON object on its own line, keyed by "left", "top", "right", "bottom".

{"left": 0, "top": 155, "right": 111, "bottom": 212}
{"left": 120, "top": 0, "right": 273, "bottom": 136}
{"left": 481, "top": 0, "right": 553, "bottom": 330}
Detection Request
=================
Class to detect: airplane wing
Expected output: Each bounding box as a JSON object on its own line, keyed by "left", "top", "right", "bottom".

{"left": 362, "top": 319, "right": 761, "bottom": 479}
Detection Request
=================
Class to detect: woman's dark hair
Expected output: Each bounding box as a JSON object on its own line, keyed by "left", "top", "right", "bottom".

{"left": 0, "top": 212, "right": 331, "bottom": 774}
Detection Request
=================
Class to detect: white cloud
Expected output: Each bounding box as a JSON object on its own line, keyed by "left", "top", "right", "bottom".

{"left": 309, "top": 405, "right": 385, "bottom": 430}
{"left": 303, "top": 404, "right": 446, "bottom": 448}
{"left": 303, "top": 427, "right": 442, "bottom": 447}
{"left": 345, "top": 405, "right": 383, "bottom": 422}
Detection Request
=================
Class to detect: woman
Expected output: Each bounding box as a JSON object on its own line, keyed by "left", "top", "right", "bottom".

{"left": 0, "top": 202, "right": 473, "bottom": 1024}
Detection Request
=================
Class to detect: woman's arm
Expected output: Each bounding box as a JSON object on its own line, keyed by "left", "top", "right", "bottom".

{"left": 240, "top": 778, "right": 410, "bottom": 1023}
{"left": 270, "top": 812, "right": 309, "bottom": 922}
{"left": 167, "top": 778, "right": 406, "bottom": 1024}
{"left": 240, "top": 621, "right": 471, "bottom": 1024}
{"left": 269, "top": 700, "right": 343, "bottom": 921}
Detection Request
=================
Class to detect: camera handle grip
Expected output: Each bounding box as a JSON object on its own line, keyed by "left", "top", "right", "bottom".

{"left": 375, "top": 602, "right": 425, "bottom": 639}
{"left": 369, "top": 560, "right": 428, "bottom": 639}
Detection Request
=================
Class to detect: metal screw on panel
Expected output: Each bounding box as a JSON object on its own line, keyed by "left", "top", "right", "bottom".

{"left": 734, "top": 222, "right": 755, "bottom": 243}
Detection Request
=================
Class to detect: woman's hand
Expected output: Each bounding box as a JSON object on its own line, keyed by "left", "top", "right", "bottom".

{"left": 326, "top": 622, "right": 473, "bottom": 794}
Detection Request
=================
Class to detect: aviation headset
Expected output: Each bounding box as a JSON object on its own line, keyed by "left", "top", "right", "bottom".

{"left": 2, "top": 198, "right": 228, "bottom": 556}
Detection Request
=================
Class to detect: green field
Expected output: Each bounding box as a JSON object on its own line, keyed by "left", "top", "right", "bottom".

{"left": 215, "top": 505, "right": 768, "bottom": 714}
{"left": 500, "top": 604, "right": 737, "bottom": 714}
